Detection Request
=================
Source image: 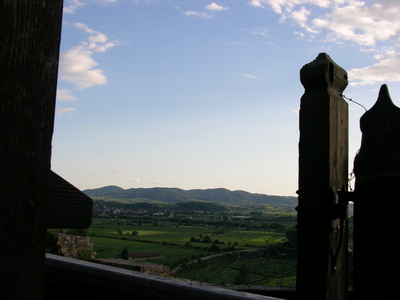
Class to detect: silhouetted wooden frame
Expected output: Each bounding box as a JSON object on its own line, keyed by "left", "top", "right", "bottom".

{"left": 298, "top": 53, "right": 349, "bottom": 300}
{"left": 353, "top": 84, "right": 400, "bottom": 299}
{"left": 0, "top": 1, "right": 63, "bottom": 298}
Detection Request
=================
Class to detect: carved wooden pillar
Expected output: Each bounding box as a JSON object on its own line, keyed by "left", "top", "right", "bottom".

{"left": 298, "top": 53, "right": 349, "bottom": 299}
{"left": 0, "top": 1, "right": 63, "bottom": 298}
{"left": 353, "top": 84, "right": 400, "bottom": 299}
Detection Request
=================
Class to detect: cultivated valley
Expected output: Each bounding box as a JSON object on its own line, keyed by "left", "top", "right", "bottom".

{"left": 48, "top": 186, "right": 298, "bottom": 287}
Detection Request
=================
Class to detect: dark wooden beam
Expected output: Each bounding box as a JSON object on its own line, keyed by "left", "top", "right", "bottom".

{"left": 297, "top": 53, "right": 349, "bottom": 299}
{"left": 353, "top": 84, "right": 400, "bottom": 299}
{"left": 0, "top": 1, "right": 63, "bottom": 298}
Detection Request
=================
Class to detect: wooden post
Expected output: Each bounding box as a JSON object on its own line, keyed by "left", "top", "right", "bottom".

{"left": 353, "top": 84, "right": 400, "bottom": 299}
{"left": 298, "top": 53, "right": 349, "bottom": 299}
{"left": 0, "top": 1, "right": 63, "bottom": 299}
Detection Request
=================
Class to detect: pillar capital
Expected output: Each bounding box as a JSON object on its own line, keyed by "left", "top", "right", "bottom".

{"left": 300, "top": 53, "right": 348, "bottom": 94}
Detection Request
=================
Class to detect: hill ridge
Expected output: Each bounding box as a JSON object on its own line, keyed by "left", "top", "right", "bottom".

{"left": 83, "top": 186, "right": 297, "bottom": 208}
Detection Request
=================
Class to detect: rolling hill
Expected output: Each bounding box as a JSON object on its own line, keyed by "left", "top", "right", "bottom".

{"left": 83, "top": 186, "right": 298, "bottom": 208}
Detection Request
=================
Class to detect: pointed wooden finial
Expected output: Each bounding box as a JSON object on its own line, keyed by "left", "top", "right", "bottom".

{"left": 374, "top": 84, "right": 394, "bottom": 108}
{"left": 354, "top": 84, "right": 400, "bottom": 174}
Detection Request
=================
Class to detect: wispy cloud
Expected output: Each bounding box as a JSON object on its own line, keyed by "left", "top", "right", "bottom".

{"left": 57, "top": 23, "right": 119, "bottom": 116}
{"left": 243, "top": 73, "right": 258, "bottom": 79}
{"left": 183, "top": 2, "right": 228, "bottom": 19}
{"left": 59, "top": 44, "right": 107, "bottom": 89}
{"left": 205, "top": 2, "right": 229, "bottom": 11}
{"left": 183, "top": 10, "right": 214, "bottom": 19}
{"left": 312, "top": 2, "right": 400, "bottom": 46}
{"left": 246, "top": 27, "right": 269, "bottom": 36}
{"left": 349, "top": 49, "right": 400, "bottom": 86}
{"left": 132, "top": 0, "right": 151, "bottom": 6}
{"left": 56, "top": 107, "right": 76, "bottom": 116}
{"left": 64, "top": 0, "right": 117, "bottom": 14}
{"left": 132, "top": 178, "right": 142, "bottom": 183}
{"left": 64, "top": 0, "right": 86, "bottom": 14}
{"left": 57, "top": 89, "right": 78, "bottom": 101}
{"left": 247, "top": 1, "right": 264, "bottom": 9}
{"left": 248, "top": 0, "right": 400, "bottom": 85}
{"left": 58, "top": 23, "right": 119, "bottom": 89}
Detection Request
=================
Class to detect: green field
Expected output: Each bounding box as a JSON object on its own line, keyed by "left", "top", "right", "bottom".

{"left": 87, "top": 218, "right": 290, "bottom": 250}
{"left": 53, "top": 215, "right": 297, "bottom": 286}
{"left": 179, "top": 256, "right": 297, "bottom": 286}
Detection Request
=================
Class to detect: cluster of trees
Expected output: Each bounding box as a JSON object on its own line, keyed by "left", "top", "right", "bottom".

{"left": 190, "top": 233, "right": 224, "bottom": 244}
{"left": 94, "top": 201, "right": 296, "bottom": 228}
{"left": 116, "top": 228, "right": 140, "bottom": 236}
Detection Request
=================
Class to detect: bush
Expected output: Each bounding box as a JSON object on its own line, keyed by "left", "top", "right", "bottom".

{"left": 121, "top": 247, "right": 129, "bottom": 260}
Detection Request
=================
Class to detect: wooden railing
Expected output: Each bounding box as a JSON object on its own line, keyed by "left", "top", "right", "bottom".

{"left": 45, "top": 254, "right": 292, "bottom": 300}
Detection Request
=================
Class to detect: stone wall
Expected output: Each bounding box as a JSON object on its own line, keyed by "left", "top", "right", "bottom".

{"left": 57, "top": 234, "right": 96, "bottom": 259}
{"left": 95, "top": 258, "right": 171, "bottom": 277}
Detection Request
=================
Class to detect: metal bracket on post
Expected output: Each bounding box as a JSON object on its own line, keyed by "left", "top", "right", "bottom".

{"left": 331, "top": 189, "right": 354, "bottom": 275}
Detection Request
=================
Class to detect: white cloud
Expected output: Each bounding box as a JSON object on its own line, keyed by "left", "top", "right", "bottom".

{"left": 64, "top": 0, "right": 86, "bottom": 14}
{"left": 248, "top": 1, "right": 400, "bottom": 45}
{"left": 183, "top": 2, "right": 228, "bottom": 19}
{"left": 205, "top": 2, "right": 229, "bottom": 11}
{"left": 312, "top": 2, "right": 400, "bottom": 46}
{"left": 183, "top": 10, "right": 214, "bottom": 19}
{"left": 349, "top": 49, "right": 400, "bottom": 86}
{"left": 132, "top": 0, "right": 151, "bottom": 5}
{"left": 248, "top": 0, "right": 330, "bottom": 13}
{"left": 59, "top": 23, "right": 119, "bottom": 89}
{"left": 59, "top": 45, "right": 107, "bottom": 89}
{"left": 247, "top": 0, "right": 266, "bottom": 9}
{"left": 57, "top": 89, "right": 78, "bottom": 101}
{"left": 132, "top": 178, "right": 142, "bottom": 183}
{"left": 243, "top": 73, "right": 259, "bottom": 79}
{"left": 290, "top": 6, "right": 311, "bottom": 28}
{"left": 247, "top": 27, "right": 269, "bottom": 36}
{"left": 56, "top": 108, "right": 76, "bottom": 116}
{"left": 64, "top": 0, "right": 117, "bottom": 14}
{"left": 249, "top": 0, "right": 400, "bottom": 85}
{"left": 74, "top": 23, "right": 119, "bottom": 52}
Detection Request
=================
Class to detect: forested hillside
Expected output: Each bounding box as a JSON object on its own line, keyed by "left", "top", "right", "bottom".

{"left": 84, "top": 186, "right": 297, "bottom": 208}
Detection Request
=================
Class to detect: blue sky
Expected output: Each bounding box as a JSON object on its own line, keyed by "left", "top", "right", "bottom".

{"left": 52, "top": 0, "right": 400, "bottom": 196}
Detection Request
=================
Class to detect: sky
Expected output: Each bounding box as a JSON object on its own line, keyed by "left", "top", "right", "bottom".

{"left": 52, "top": 0, "right": 400, "bottom": 196}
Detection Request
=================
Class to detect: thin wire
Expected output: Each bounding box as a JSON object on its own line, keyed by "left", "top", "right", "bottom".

{"left": 341, "top": 94, "right": 367, "bottom": 112}
{"left": 348, "top": 172, "right": 355, "bottom": 192}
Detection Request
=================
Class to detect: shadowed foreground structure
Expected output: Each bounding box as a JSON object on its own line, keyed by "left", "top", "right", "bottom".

{"left": 352, "top": 84, "right": 400, "bottom": 299}
{"left": 0, "top": 2, "right": 63, "bottom": 298}
{"left": 2, "top": 2, "right": 398, "bottom": 299}
{"left": 297, "top": 53, "right": 349, "bottom": 300}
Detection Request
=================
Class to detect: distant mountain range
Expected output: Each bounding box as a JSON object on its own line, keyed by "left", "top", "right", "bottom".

{"left": 83, "top": 186, "right": 298, "bottom": 208}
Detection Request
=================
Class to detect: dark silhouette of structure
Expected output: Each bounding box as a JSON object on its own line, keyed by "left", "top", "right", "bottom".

{"left": 2, "top": 2, "right": 398, "bottom": 298}
{"left": 298, "top": 53, "right": 349, "bottom": 300}
{"left": 1, "top": 2, "right": 63, "bottom": 298}
{"left": 353, "top": 84, "right": 400, "bottom": 299}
